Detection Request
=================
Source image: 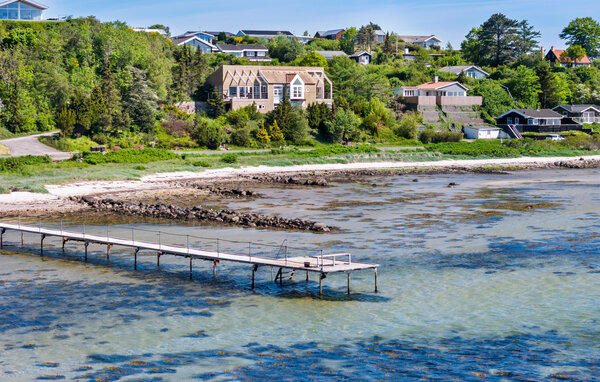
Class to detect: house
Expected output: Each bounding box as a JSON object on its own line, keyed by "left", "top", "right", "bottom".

{"left": 495, "top": 109, "right": 582, "bottom": 135}
{"left": 206, "top": 65, "right": 333, "bottom": 112}
{"left": 171, "top": 36, "right": 216, "bottom": 53}
{"left": 175, "top": 31, "right": 215, "bottom": 43}
{"left": 439, "top": 65, "right": 489, "bottom": 79}
{"left": 463, "top": 126, "right": 509, "bottom": 140}
{"left": 314, "top": 29, "right": 345, "bottom": 40}
{"left": 349, "top": 51, "right": 372, "bottom": 65}
{"left": 204, "top": 31, "right": 234, "bottom": 38}
{"left": 0, "top": 0, "right": 47, "bottom": 20}
{"left": 545, "top": 47, "right": 592, "bottom": 68}
{"left": 314, "top": 50, "right": 347, "bottom": 60}
{"left": 553, "top": 104, "right": 600, "bottom": 124}
{"left": 402, "top": 48, "right": 445, "bottom": 63}
{"left": 216, "top": 44, "right": 271, "bottom": 62}
{"left": 236, "top": 30, "right": 310, "bottom": 44}
{"left": 375, "top": 30, "right": 386, "bottom": 43}
{"left": 399, "top": 35, "right": 442, "bottom": 49}
{"left": 395, "top": 78, "right": 482, "bottom": 107}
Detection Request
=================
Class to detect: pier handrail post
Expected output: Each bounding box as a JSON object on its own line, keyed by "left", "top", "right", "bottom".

{"left": 60, "top": 218, "right": 63, "bottom": 236}
{"left": 106, "top": 225, "right": 109, "bottom": 243}
{"left": 18, "top": 215, "right": 21, "bottom": 229}
{"left": 320, "top": 249, "right": 323, "bottom": 268}
{"left": 131, "top": 228, "right": 134, "bottom": 245}
{"left": 38, "top": 217, "right": 41, "bottom": 233}
{"left": 285, "top": 245, "right": 288, "bottom": 266}
{"left": 187, "top": 235, "right": 190, "bottom": 255}
{"left": 248, "top": 242, "right": 251, "bottom": 261}
{"left": 217, "top": 238, "right": 220, "bottom": 258}
{"left": 83, "top": 220, "right": 86, "bottom": 239}
{"left": 158, "top": 231, "right": 161, "bottom": 251}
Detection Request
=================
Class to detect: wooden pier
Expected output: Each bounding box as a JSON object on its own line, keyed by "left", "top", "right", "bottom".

{"left": 0, "top": 222, "right": 379, "bottom": 297}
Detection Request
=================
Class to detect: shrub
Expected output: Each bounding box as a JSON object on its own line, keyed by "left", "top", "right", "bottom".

{"left": 0, "top": 155, "right": 51, "bottom": 173}
{"left": 221, "top": 153, "right": 238, "bottom": 164}
{"left": 420, "top": 130, "right": 463, "bottom": 144}
{"left": 300, "top": 144, "right": 380, "bottom": 158}
{"left": 192, "top": 160, "right": 211, "bottom": 167}
{"left": 427, "top": 140, "right": 520, "bottom": 157}
{"left": 192, "top": 117, "right": 225, "bottom": 149}
{"left": 83, "top": 148, "right": 177, "bottom": 164}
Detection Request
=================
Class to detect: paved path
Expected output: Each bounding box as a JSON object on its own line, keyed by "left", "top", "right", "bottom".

{"left": 0, "top": 132, "right": 72, "bottom": 161}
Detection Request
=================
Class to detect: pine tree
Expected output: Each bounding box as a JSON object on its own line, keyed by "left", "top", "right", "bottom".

{"left": 270, "top": 120, "right": 284, "bottom": 142}
{"left": 256, "top": 124, "right": 271, "bottom": 144}
{"left": 207, "top": 88, "right": 226, "bottom": 118}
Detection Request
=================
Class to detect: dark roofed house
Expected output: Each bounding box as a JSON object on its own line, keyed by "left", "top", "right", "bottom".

{"left": 399, "top": 35, "right": 441, "bottom": 49}
{"left": 349, "top": 51, "right": 372, "bottom": 65}
{"left": 216, "top": 44, "right": 271, "bottom": 62}
{"left": 0, "top": 0, "right": 47, "bottom": 20}
{"left": 204, "top": 31, "right": 233, "bottom": 38}
{"left": 439, "top": 65, "right": 489, "bottom": 79}
{"left": 171, "top": 36, "right": 216, "bottom": 53}
{"left": 496, "top": 109, "right": 582, "bottom": 137}
{"left": 237, "top": 30, "right": 294, "bottom": 38}
{"left": 314, "top": 29, "right": 345, "bottom": 40}
{"left": 553, "top": 104, "right": 600, "bottom": 124}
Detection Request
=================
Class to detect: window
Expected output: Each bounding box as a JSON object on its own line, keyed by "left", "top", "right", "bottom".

{"left": 291, "top": 78, "right": 304, "bottom": 99}
{"left": 229, "top": 86, "right": 238, "bottom": 98}
{"left": 257, "top": 51, "right": 266, "bottom": 57}
{"left": 528, "top": 118, "right": 534, "bottom": 125}
{"left": 404, "top": 90, "right": 415, "bottom": 96}
{"left": 515, "top": 117, "right": 520, "bottom": 125}
{"left": 507, "top": 117, "right": 512, "bottom": 125}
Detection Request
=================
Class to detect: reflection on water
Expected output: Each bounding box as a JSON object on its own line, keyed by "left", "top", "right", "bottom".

{"left": 0, "top": 168, "right": 600, "bottom": 380}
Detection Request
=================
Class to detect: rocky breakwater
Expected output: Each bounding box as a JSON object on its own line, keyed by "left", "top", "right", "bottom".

{"left": 554, "top": 158, "right": 600, "bottom": 169}
{"left": 75, "top": 197, "right": 333, "bottom": 232}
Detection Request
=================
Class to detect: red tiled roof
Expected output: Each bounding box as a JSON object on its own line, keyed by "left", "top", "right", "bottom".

{"left": 551, "top": 49, "right": 592, "bottom": 64}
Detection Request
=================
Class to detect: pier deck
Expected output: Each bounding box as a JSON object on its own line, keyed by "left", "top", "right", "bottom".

{"left": 0, "top": 222, "right": 379, "bottom": 296}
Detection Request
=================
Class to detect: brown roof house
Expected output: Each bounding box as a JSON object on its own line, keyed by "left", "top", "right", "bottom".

{"left": 395, "top": 77, "right": 482, "bottom": 108}
{"left": 545, "top": 47, "right": 592, "bottom": 68}
{"left": 206, "top": 65, "right": 333, "bottom": 112}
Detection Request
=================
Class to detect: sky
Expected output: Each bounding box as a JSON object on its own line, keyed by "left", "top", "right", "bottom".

{"left": 42, "top": 0, "right": 600, "bottom": 49}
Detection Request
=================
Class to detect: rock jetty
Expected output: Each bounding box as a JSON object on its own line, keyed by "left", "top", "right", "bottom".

{"left": 75, "top": 197, "right": 333, "bottom": 232}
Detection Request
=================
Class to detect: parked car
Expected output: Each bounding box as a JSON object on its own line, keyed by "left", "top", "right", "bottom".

{"left": 545, "top": 134, "right": 564, "bottom": 141}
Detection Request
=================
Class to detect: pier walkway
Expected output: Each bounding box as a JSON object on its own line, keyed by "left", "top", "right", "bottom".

{"left": 0, "top": 222, "right": 379, "bottom": 297}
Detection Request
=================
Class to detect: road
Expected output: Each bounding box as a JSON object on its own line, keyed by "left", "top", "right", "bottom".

{"left": 0, "top": 132, "right": 72, "bottom": 161}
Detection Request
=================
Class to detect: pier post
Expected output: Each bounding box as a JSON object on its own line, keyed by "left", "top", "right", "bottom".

{"left": 189, "top": 256, "right": 193, "bottom": 280}
{"left": 134, "top": 248, "right": 139, "bottom": 270}
{"left": 1, "top": 228, "right": 5, "bottom": 248}
{"left": 21, "top": 232, "right": 23, "bottom": 248}
{"left": 62, "top": 238, "right": 66, "bottom": 254}
{"left": 274, "top": 268, "right": 282, "bottom": 284}
{"left": 213, "top": 260, "right": 218, "bottom": 279}
{"left": 84, "top": 241, "right": 89, "bottom": 263}
{"left": 306, "top": 270, "right": 309, "bottom": 282}
{"left": 157, "top": 252, "right": 161, "bottom": 268}
{"left": 251, "top": 264, "right": 258, "bottom": 289}
{"left": 319, "top": 273, "right": 326, "bottom": 298}
{"left": 106, "top": 244, "right": 112, "bottom": 261}
{"left": 40, "top": 234, "right": 46, "bottom": 257}
{"left": 347, "top": 273, "right": 350, "bottom": 296}
{"left": 374, "top": 269, "right": 378, "bottom": 293}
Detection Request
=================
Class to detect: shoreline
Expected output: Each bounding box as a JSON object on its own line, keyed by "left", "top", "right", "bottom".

{"left": 1, "top": 155, "right": 600, "bottom": 214}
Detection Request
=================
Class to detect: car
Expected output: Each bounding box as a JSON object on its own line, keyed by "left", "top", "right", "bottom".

{"left": 545, "top": 134, "right": 564, "bottom": 142}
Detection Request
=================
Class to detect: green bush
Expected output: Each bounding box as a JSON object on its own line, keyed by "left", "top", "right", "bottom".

{"left": 192, "top": 160, "right": 211, "bottom": 167}
{"left": 221, "top": 153, "right": 238, "bottom": 164}
{"left": 427, "top": 140, "right": 520, "bottom": 157}
{"left": 420, "top": 130, "right": 463, "bottom": 144}
{"left": 300, "top": 144, "right": 380, "bottom": 157}
{"left": 0, "top": 155, "right": 52, "bottom": 173}
{"left": 83, "top": 148, "right": 177, "bottom": 165}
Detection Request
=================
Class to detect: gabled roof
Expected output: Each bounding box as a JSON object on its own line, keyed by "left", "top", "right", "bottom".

{"left": 180, "top": 31, "right": 214, "bottom": 38}
{"left": 439, "top": 65, "right": 489, "bottom": 76}
{"left": 315, "top": 50, "right": 347, "bottom": 59}
{"left": 399, "top": 35, "right": 441, "bottom": 43}
{"left": 203, "top": 31, "right": 233, "bottom": 37}
{"left": 498, "top": 109, "right": 564, "bottom": 119}
{"left": 374, "top": 30, "right": 386, "bottom": 36}
{"left": 349, "top": 51, "right": 372, "bottom": 58}
{"left": 239, "top": 30, "right": 294, "bottom": 37}
{"left": 171, "top": 36, "right": 216, "bottom": 49}
{"left": 553, "top": 104, "right": 600, "bottom": 113}
{"left": 0, "top": 0, "right": 48, "bottom": 9}
{"left": 316, "top": 29, "right": 344, "bottom": 37}
{"left": 416, "top": 81, "right": 469, "bottom": 91}
{"left": 217, "top": 44, "right": 268, "bottom": 52}
{"left": 547, "top": 48, "right": 592, "bottom": 64}
{"left": 259, "top": 70, "right": 316, "bottom": 85}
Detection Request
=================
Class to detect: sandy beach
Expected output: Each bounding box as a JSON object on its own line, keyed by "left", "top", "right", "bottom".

{"left": 1, "top": 155, "right": 600, "bottom": 213}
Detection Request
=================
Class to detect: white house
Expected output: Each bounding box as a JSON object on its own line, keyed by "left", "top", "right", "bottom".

{"left": 395, "top": 78, "right": 482, "bottom": 107}
{"left": 349, "top": 51, "right": 372, "bottom": 65}
{"left": 439, "top": 65, "right": 489, "bottom": 79}
{"left": 0, "top": 0, "right": 47, "bottom": 20}
{"left": 171, "top": 36, "right": 216, "bottom": 54}
{"left": 399, "top": 35, "right": 442, "bottom": 49}
{"left": 216, "top": 44, "right": 271, "bottom": 62}
{"left": 463, "top": 126, "right": 509, "bottom": 139}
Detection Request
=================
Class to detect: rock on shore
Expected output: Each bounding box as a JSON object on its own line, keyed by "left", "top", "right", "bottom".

{"left": 74, "top": 197, "right": 333, "bottom": 232}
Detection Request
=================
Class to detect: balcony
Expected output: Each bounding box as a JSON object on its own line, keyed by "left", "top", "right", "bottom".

{"left": 498, "top": 124, "right": 583, "bottom": 133}
{"left": 573, "top": 117, "right": 600, "bottom": 124}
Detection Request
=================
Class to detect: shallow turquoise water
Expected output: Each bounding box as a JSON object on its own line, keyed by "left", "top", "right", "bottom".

{"left": 1, "top": 168, "right": 599, "bottom": 380}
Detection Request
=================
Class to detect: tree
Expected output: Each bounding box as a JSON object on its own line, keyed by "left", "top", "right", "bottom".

{"left": 394, "top": 112, "right": 419, "bottom": 140}
{"left": 268, "top": 35, "right": 305, "bottom": 62}
{"left": 123, "top": 67, "right": 158, "bottom": 133}
{"left": 461, "top": 14, "right": 540, "bottom": 66}
{"left": 307, "top": 102, "right": 333, "bottom": 136}
{"left": 218, "top": 32, "right": 227, "bottom": 42}
{"left": 357, "top": 24, "right": 376, "bottom": 52}
{"left": 56, "top": 107, "right": 76, "bottom": 137}
{"left": 295, "top": 51, "right": 328, "bottom": 68}
{"left": 560, "top": 17, "right": 600, "bottom": 57}
{"left": 256, "top": 122, "right": 270, "bottom": 143}
{"left": 324, "top": 109, "right": 360, "bottom": 143}
{"left": 470, "top": 81, "right": 515, "bottom": 120}
{"left": 148, "top": 24, "right": 170, "bottom": 37}
{"left": 340, "top": 28, "right": 357, "bottom": 55}
{"left": 266, "top": 99, "right": 309, "bottom": 143}
{"left": 270, "top": 120, "right": 284, "bottom": 142}
{"left": 560, "top": 45, "right": 587, "bottom": 67}
{"left": 192, "top": 116, "right": 224, "bottom": 149}
{"left": 207, "top": 88, "right": 226, "bottom": 118}
{"left": 506, "top": 65, "right": 541, "bottom": 108}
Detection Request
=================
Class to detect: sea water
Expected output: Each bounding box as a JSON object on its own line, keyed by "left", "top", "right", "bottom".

{"left": 0, "top": 168, "right": 599, "bottom": 380}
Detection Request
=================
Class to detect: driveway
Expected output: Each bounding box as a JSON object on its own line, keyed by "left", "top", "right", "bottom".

{"left": 0, "top": 132, "right": 72, "bottom": 161}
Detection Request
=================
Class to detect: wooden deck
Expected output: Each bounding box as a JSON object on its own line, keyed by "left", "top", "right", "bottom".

{"left": 0, "top": 222, "right": 379, "bottom": 296}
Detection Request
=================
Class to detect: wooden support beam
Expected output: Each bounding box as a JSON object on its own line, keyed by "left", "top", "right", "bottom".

{"left": 106, "top": 244, "right": 112, "bottom": 261}
{"left": 21, "top": 232, "right": 23, "bottom": 248}
{"left": 40, "top": 234, "right": 46, "bottom": 257}
{"left": 319, "top": 273, "right": 326, "bottom": 298}
{"left": 306, "top": 270, "right": 309, "bottom": 282}
{"left": 213, "top": 260, "right": 219, "bottom": 279}
{"left": 134, "top": 248, "right": 140, "bottom": 270}
{"left": 62, "top": 238, "right": 67, "bottom": 254}
{"left": 347, "top": 273, "right": 350, "bottom": 296}
{"left": 251, "top": 264, "right": 258, "bottom": 289}
{"left": 1, "top": 228, "right": 5, "bottom": 248}
{"left": 274, "top": 268, "right": 282, "bottom": 284}
{"left": 189, "top": 256, "right": 193, "bottom": 280}
{"left": 157, "top": 252, "right": 162, "bottom": 268}
{"left": 84, "top": 241, "right": 89, "bottom": 263}
{"left": 374, "top": 268, "right": 378, "bottom": 293}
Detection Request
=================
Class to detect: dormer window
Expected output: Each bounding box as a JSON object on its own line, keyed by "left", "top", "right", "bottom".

{"left": 291, "top": 77, "right": 304, "bottom": 99}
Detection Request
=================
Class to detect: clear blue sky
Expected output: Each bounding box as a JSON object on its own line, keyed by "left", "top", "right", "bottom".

{"left": 44, "top": 0, "right": 599, "bottom": 48}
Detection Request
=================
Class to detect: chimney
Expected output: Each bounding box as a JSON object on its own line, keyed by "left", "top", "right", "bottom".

{"left": 541, "top": 46, "right": 545, "bottom": 57}
{"left": 434, "top": 75, "right": 439, "bottom": 83}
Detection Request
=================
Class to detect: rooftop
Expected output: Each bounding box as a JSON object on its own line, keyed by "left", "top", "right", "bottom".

{"left": 240, "top": 30, "right": 294, "bottom": 37}
{"left": 549, "top": 48, "right": 592, "bottom": 64}
{"left": 508, "top": 109, "right": 564, "bottom": 118}
{"left": 399, "top": 35, "right": 441, "bottom": 43}
{"left": 0, "top": 0, "right": 47, "bottom": 9}
{"left": 439, "top": 65, "right": 489, "bottom": 76}
{"left": 217, "top": 44, "right": 268, "bottom": 51}
{"left": 416, "top": 81, "right": 467, "bottom": 90}
{"left": 554, "top": 104, "right": 600, "bottom": 113}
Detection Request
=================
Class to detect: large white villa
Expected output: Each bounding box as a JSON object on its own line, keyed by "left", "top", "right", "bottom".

{"left": 0, "top": 0, "right": 47, "bottom": 21}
